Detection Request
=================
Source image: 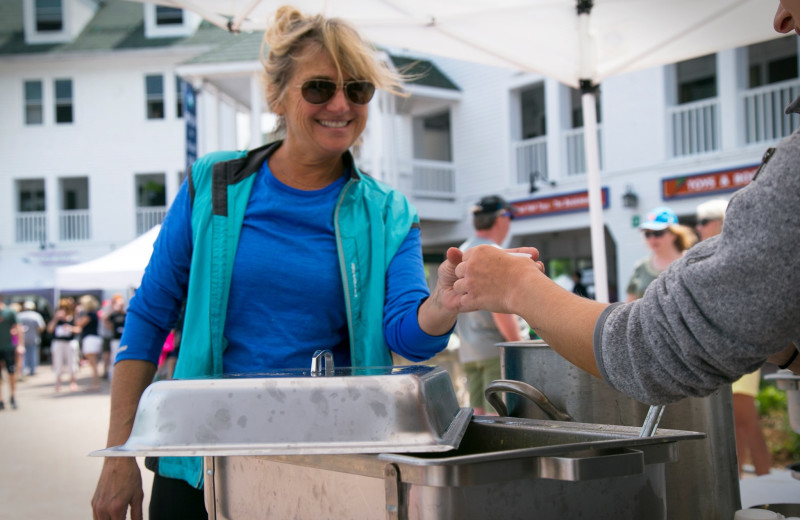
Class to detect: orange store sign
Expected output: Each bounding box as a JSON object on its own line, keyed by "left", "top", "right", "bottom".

{"left": 662, "top": 165, "right": 758, "bottom": 199}
{"left": 511, "top": 188, "right": 608, "bottom": 218}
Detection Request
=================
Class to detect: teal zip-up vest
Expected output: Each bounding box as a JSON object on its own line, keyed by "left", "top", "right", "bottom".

{"left": 158, "top": 142, "right": 419, "bottom": 487}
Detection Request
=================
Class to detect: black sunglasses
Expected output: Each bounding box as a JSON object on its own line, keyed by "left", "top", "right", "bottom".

{"left": 696, "top": 218, "right": 718, "bottom": 227}
{"left": 501, "top": 210, "right": 515, "bottom": 220}
{"left": 300, "top": 79, "right": 375, "bottom": 105}
{"left": 643, "top": 229, "right": 666, "bottom": 238}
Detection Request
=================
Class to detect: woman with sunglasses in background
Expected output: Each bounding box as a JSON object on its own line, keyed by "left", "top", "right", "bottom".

{"left": 92, "top": 6, "right": 461, "bottom": 520}
{"left": 624, "top": 206, "right": 697, "bottom": 302}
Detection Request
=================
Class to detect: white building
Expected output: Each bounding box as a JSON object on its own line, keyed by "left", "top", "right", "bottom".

{"left": 1, "top": 0, "right": 798, "bottom": 308}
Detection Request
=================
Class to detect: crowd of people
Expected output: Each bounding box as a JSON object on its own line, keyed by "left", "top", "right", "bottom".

{"left": 0, "top": 293, "right": 129, "bottom": 401}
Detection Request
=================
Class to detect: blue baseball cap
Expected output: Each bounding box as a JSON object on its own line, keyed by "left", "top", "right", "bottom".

{"left": 640, "top": 206, "right": 678, "bottom": 231}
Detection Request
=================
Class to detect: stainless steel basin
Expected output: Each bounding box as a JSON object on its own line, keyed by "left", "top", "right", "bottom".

{"left": 204, "top": 416, "right": 704, "bottom": 520}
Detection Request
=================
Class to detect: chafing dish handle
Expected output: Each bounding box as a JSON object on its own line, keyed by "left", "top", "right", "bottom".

{"left": 484, "top": 379, "right": 574, "bottom": 421}
{"left": 311, "top": 349, "right": 335, "bottom": 376}
{"left": 537, "top": 448, "right": 645, "bottom": 481}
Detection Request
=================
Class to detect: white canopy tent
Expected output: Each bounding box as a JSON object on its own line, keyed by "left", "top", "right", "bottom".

{"left": 0, "top": 256, "right": 55, "bottom": 293}
{"left": 54, "top": 225, "right": 161, "bottom": 291}
{"left": 129, "top": 0, "right": 785, "bottom": 301}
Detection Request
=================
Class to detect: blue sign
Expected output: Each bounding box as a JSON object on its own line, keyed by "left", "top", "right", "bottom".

{"left": 183, "top": 81, "right": 197, "bottom": 174}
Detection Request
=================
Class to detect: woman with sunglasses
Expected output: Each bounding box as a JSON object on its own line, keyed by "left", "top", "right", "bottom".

{"left": 624, "top": 206, "right": 697, "bottom": 302}
{"left": 92, "top": 7, "right": 461, "bottom": 520}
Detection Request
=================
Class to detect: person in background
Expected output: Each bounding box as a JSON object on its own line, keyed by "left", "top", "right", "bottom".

{"left": 450, "top": 0, "right": 800, "bottom": 405}
{"left": 97, "top": 298, "right": 113, "bottom": 380}
{"left": 0, "top": 295, "right": 20, "bottom": 410}
{"left": 17, "top": 301, "right": 45, "bottom": 377}
{"left": 625, "top": 206, "right": 697, "bottom": 302}
{"left": 695, "top": 199, "right": 727, "bottom": 241}
{"left": 454, "top": 195, "right": 524, "bottom": 415}
{"left": 572, "top": 270, "right": 589, "bottom": 298}
{"left": 9, "top": 303, "right": 25, "bottom": 382}
{"left": 48, "top": 298, "right": 78, "bottom": 393}
{"left": 76, "top": 295, "right": 102, "bottom": 391}
{"left": 92, "top": 7, "right": 461, "bottom": 519}
{"left": 103, "top": 294, "right": 126, "bottom": 382}
{"left": 697, "top": 198, "right": 772, "bottom": 476}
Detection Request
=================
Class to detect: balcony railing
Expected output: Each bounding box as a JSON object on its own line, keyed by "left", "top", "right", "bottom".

{"left": 668, "top": 98, "right": 720, "bottom": 157}
{"left": 136, "top": 206, "right": 167, "bottom": 235}
{"left": 563, "top": 125, "right": 603, "bottom": 176}
{"left": 59, "top": 209, "right": 91, "bottom": 241}
{"left": 15, "top": 212, "right": 47, "bottom": 244}
{"left": 514, "top": 136, "right": 548, "bottom": 186}
{"left": 403, "top": 159, "right": 456, "bottom": 200}
{"left": 743, "top": 78, "right": 800, "bottom": 145}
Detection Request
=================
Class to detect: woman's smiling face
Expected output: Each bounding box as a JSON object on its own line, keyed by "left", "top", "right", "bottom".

{"left": 275, "top": 44, "right": 369, "bottom": 161}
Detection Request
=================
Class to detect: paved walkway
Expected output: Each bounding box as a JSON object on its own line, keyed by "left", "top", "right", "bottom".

{"left": 0, "top": 365, "right": 153, "bottom": 519}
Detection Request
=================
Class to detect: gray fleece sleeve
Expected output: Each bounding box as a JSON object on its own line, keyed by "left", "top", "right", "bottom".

{"left": 594, "top": 130, "right": 800, "bottom": 405}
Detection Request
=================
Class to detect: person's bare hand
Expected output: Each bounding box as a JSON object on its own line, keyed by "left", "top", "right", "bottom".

{"left": 453, "top": 245, "right": 544, "bottom": 314}
{"left": 91, "top": 457, "right": 144, "bottom": 520}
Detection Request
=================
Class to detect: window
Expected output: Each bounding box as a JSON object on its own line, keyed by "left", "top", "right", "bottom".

{"left": 176, "top": 76, "right": 185, "bottom": 118}
{"left": 520, "top": 83, "right": 546, "bottom": 139}
{"left": 570, "top": 87, "right": 602, "bottom": 128}
{"left": 17, "top": 180, "right": 46, "bottom": 212}
{"left": 54, "top": 78, "right": 72, "bottom": 123}
{"left": 144, "top": 4, "right": 196, "bottom": 38}
{"left": 145, "top": 74, "right": 165, "bottom": 119}
{"left": 35, "top": 0, "right": 63, "bottom": 32}
{"left": 156, "top": 7, "right": 183, "bottom": 26}
{"left": 413, "top": 112, "right": 452, "bottom": 161}
{"left": 24, "top": 80, "right": 43, "bottom": 125}
{"left": 136, "top": 174, "right": 167, "bottom": 234}
{"left": 748, "top": 36, "right": 798, "bottom": 88}
{"left": 677, "top": 54, "right": 717, "bottom": 104}
{"left": 16, "top": 179, "right": 47, "bottom": 244}
{"left": 136, "top": 174, "right": 166, "bottom": 207}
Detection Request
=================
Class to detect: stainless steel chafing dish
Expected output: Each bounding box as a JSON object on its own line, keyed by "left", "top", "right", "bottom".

{"left": 93, "top": 351, "right": 473, "bottom": 456}
{"left": 202, "top": 416, "right": 704, "bottom": 520}
{"left": 92, "top": 351, "right": 705, "bottom": 519}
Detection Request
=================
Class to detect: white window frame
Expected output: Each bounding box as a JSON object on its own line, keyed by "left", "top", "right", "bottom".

{"left": 54, "top": 78, "right": 73, "bottom": 124}
{"left": 143, "top": 4, "right": 200, "bottom": 39}
{"left": 23, "top": 0, "right": 71, "bottom": 44}
{"left": 24, "top": 79, "right": 44, "bottom": 126}
{"left": 145, "top": 74, "right": 166, "bottom": 120}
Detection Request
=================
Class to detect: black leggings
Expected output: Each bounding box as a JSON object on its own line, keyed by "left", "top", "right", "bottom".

{"left": 149, "top": 473, "right": 208, "bottom": 520}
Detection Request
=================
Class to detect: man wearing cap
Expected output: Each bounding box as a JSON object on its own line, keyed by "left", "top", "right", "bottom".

{"left": 695, "top": 199, "right": 728, "bottom": 241}
{"left": 454, "top": 195, "right": 524, "bottom": 415}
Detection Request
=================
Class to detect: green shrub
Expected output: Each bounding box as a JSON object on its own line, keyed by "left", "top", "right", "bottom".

{"left": 756, "top": 384, "right": 787, "bottom": 416}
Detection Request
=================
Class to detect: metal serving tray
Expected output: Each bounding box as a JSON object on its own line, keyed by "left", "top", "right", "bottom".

{"left": 203, "top": 417, "right": 706, "bottom": 520}
{"left": 92, "top": 352, "right": 472, "bottom": 457}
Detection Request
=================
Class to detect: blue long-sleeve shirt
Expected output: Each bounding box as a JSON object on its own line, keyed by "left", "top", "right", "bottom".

{"left": 116, "top": 161, "right": 449, "bottom": 372}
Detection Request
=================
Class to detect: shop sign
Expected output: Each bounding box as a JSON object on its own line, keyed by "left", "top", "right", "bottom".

{"left": 662, "top": 164, "right": 758, "bottom": 199}
{"left": 511, "top": 188, "right": 609, "bottom": 219}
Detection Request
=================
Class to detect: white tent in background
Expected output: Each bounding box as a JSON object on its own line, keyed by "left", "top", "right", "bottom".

{"left": 0, "top": 256, "right": 55, "bottom": 292}
{"left": 55, "top": 225, "right": 161, "bottom": 291}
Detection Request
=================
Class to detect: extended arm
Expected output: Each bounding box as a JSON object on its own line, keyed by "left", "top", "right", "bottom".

{"left": 453, "top": 245, "right": 606, "bottom": 377}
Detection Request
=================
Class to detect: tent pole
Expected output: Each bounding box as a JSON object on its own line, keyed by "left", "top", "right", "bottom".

{"left": 577, "top": 0, "right": 609, "bottom": 303}
{"left": 580, "top": 85, "right": 609, "bottom": 303}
